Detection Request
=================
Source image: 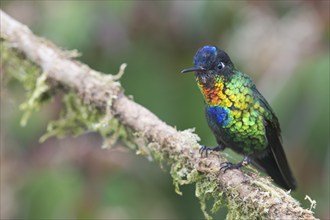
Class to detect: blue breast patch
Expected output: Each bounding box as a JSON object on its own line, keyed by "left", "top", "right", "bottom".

{"left": 206, "top": 106, "right": 231, "bottom": 127}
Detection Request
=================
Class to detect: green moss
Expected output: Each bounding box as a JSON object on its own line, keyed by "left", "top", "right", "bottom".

{"left": 223, "top": 185, "right": 267, "bottom": 220}
{"left": 39, "top": 90, "right": 130, "bottom": 148}
{"left": 1, "top": 40, "right": 129, "bottom": 149}
{"left": 1, "top": 40, "right": 50, "bottom": 126}
{"left": 1, "top": 40, "right": 41, "bottom": 90}
{"left": 20, "top": 72, "right": 50, "bottom": 127}
{"left": 39, "top": 92, "right": 97, "bottom": 141}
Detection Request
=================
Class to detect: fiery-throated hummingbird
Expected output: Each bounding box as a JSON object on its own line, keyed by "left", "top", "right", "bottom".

{"left": 181, "top": 45, "right": 296, "bottom": 190}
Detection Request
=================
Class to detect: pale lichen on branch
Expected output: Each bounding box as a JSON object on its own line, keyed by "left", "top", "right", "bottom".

{"left": 0, "top": 10, "right": 317, "bottom": 219}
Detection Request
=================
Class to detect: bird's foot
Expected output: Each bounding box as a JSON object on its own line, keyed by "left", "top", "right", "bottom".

{"left": 199, "top": 145, "right": 225, "bottom": 157}
{"left": 220, "top": 156, "right": 251, "bottom": 173}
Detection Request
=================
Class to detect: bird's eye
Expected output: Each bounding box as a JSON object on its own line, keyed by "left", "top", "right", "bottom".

{"left": 217, "top": 62, "right": 225, "bottom": 70}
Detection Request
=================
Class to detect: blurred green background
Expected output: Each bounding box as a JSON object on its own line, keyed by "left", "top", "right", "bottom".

{"left": 1, "top": 1, "right": 329, "bottom": 219}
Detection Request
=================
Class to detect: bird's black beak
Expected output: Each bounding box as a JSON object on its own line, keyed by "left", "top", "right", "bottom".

{"left": 181, "top": 66, "right": 206, "bottom": 73}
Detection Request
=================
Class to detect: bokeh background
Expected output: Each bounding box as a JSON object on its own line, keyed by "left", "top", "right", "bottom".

{"left": 1, "top": 1, "right": 329, "bottom": 219}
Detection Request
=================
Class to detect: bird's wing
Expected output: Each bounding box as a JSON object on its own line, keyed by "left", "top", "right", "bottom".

{"left": 252, "top": 88, "right": 297, "bottom": 190}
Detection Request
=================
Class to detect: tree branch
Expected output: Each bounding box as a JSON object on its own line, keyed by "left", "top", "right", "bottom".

{"left": 0, "top": 10, "right": 317, "bottom": 219}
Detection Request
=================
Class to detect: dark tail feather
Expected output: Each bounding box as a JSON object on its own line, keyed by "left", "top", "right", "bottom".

{"left": 252, "top": 147, "right": 297, "bottom": 190}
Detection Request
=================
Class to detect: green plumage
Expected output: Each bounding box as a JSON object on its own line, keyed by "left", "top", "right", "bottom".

{"left": 182, "top": 45, "right": 297, "bottom": 190}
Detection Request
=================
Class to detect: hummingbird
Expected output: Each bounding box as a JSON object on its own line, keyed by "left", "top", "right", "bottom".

{"left": 181, "top": 45, "right": 297, "bottom": 190}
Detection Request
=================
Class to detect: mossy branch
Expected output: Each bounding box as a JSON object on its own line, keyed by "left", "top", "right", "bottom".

{"left": 0, "top": 10, "right": 317, "bottom": 219}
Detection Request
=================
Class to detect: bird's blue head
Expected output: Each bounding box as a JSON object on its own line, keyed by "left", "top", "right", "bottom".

{"left": 193, "top": 45, "right": 218, "bottom": 70}
{"left": 181, "top": 45, "right": 233, "bottom": 74}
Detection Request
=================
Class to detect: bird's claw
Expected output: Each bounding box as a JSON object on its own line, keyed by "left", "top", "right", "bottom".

{"left": 199, "top": 145, "right": 224, "bottom": 158}
{"left": 220, "top": 161, "right": 243, "bottom": 173}
{"left": 220, "top": 156, "right": 251, "bottom": 173}
{"left": 199, "top": 145, "right": 212, "bottom": 157}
